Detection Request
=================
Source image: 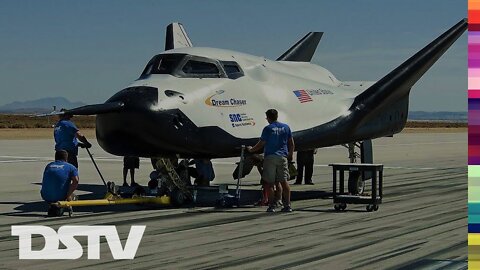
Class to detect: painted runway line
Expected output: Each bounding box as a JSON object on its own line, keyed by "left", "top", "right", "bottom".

{"left": 0, "top": 155, "right": 458, "bottom": 171}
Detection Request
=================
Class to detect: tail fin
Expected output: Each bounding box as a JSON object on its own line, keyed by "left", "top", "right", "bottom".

{"left": 348, "top": 18, "right": 466, "bottom": 138}
{"left": 276, "top": 32, "right": 323, "bottom": 62}
{"left": 165, "top": 22, "right": 193, "bottom": 51}
{"left": 351, "top": 18, "right": 467, "bottom": 116}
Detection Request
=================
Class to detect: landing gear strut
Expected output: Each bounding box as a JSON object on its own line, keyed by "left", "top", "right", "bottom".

{"left": 342, "top": 140, "right": 373, "bottom": 195}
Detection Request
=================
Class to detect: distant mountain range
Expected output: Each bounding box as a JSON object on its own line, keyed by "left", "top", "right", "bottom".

{"left": 0, "top": 97, "right": 86, "bottom": 113}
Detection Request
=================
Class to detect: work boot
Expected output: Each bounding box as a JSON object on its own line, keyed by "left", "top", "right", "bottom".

{"left": 47, "top": 205, "right": 64, "bottom": 217}
{"left": 305, "top": 181, "right": 314, "bottom": 185}
{"left": 122, "top": 182, "right": 129, "bottom": 187}
{"left": 266, "top": 205, "right": 276, "bottom": 213}
{"left": 281, "top": 205, "right": 293, "bottom": 212}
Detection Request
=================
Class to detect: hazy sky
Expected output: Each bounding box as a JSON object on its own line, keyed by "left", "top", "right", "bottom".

{"left": 0, "top": 0, "right": 467, "bottom": 111}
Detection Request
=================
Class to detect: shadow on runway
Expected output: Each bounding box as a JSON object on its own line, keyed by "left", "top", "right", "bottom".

{"left": 295, "top": 208, "right": 366, "bottom": 213}
{"left": 0, "top": 183, "right": 332, "bottom": 217}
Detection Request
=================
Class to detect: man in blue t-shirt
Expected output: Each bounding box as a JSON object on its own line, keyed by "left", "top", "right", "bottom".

{"left": 193, "top": 159, "right": 215, "bottom": 186}
{"left": 54, "top": 111, "right": 91, "bottom": 168}
{"left": 41, "top": 150, "right": 79, "bottom": 203}
{"left": 248, "top": 109, "right": 295, "bottom": 213}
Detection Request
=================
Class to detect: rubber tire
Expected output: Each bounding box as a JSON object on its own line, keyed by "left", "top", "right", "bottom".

{"left": 340, "top": 203, "right": 347, "bottom": 211}
{"left": 348, "top": 171, "right": 365, "bottom": 195}
{"left": 334, "top": 204, "right": 341, "bottom": 211}
{"left": 366, "top": 205, "right": 374, "bottom": 212}
{"left": 373, "top": 205, "right": 379, "bottom": 211}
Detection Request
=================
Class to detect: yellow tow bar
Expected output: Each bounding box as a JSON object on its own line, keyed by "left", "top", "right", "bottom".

{"left": 55, "top": 195, "right": 171, "bottom": 208}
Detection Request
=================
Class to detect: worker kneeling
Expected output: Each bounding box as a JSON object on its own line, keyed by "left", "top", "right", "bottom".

{"left": 41, "top": 150, "right": 79, "bottom": 216}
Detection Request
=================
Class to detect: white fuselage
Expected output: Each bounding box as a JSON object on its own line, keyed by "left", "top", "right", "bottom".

{"left": 128, "top": 47, "right": 373, "bottom": 138}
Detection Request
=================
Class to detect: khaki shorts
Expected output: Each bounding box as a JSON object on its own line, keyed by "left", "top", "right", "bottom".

{"left": 262, "top": 155, "right": 289, "bottom": 184}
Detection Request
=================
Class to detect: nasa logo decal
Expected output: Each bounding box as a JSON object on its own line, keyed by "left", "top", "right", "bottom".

{"left": 205, "top": 90, "right": 247, "bottom": 107}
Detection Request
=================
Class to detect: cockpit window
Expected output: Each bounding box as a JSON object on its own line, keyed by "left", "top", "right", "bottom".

{"left": 140, "top": 54, "right": 186, "bottom": 78}
{"left": 157, "top": 58, "right": 179, "bottom": 73}
{"left": 182, "top": 60, "right": 219, "bottom": 75}
{"left": 221, "top": 61, "right": 244, "bottom": 79}
{"left": 223, "top": 65, "right": 240, "bottom": 74}
{"left": 138, "top": 54, "right": 239, "bottom": 79}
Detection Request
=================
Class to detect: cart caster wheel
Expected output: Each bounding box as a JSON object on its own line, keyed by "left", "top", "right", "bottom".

{"left": 334, "top": 203, "right": 347, "bottom": 211}
{"left": 366, "top": 204, "right": 375, "bottom": 212}
{"left": 373, "top": 205, "right": 379, "bottom": 211}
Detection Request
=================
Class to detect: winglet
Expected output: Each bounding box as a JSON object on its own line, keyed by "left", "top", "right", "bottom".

{"left": 276, "top": 32, "right": 323, "bottom": 62}
{"left": 351, "top": 18, "right": 467, "bottom": 114}
{"left": 165, "top": 22, "right": 193, "bottom": 51}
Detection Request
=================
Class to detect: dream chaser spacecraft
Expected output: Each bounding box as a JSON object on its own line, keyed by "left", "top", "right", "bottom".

{"left": 65, "top": 19, "right": 466, "bottom": 166}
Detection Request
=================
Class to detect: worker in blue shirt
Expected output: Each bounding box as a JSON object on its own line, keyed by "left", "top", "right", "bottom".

{"left": 193, "top": 159, "right": 215, "bottom": 186}
{"left": 54, "top": 111, "right": 91, "bottom": 168}
{"left": 41, "top": 150, "right": 79, "bottom": 210}
{"left": 248, "top": 109, "right": 295, "bottom": 213}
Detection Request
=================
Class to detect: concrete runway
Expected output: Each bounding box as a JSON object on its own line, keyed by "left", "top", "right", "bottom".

{"left": 0, "top": 132, "right": 466, "bottom": 269}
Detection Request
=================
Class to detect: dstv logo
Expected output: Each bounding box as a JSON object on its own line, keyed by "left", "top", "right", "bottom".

{"left": 11, "top": 225, "right": 146, "bottom": 260}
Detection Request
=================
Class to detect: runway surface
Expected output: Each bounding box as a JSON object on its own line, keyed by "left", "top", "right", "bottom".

{"left": 0, "top": 132, "right": 467, "bottom": 269}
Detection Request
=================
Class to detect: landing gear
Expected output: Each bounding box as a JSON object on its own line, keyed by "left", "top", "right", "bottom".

{"left": 150, "top": 157, "right": 193, "bottom": 206}
{"left": 342, "top": 141, "right": 372, "bottom": 195}
{"left": 348, "top": 171, "right": 365, "bottom": 195}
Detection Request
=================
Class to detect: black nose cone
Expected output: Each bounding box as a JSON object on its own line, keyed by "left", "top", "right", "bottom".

{"left": 106, "top": 86, "right": 158, "bottom": 111}
{"left": 96, "top": 86, "right": 162, "bottom": 156}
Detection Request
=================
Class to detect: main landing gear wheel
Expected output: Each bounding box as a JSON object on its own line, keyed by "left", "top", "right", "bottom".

{"left": 366, "top": 204, "right": 379, "bottom": 212}
{"left": 348, "top": 171, "right": 365, "bottom": 195}
{"left": 334, "top": 203, "right": 347, "bottom": 211}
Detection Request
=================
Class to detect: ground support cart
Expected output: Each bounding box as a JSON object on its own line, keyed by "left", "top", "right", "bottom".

{"left": 330, "top": 163, "right": 383, "bottom": 212}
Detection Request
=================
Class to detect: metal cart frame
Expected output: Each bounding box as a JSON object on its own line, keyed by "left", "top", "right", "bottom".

{"left": 330, "top": 163, "right": 383, "bottom": 212}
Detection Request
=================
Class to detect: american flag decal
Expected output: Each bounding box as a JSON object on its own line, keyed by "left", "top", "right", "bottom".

{"left": 293, "top": 90, "right": 313, "bottom": 103}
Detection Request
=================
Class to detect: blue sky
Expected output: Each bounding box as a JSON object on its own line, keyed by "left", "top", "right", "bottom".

{"left": 0, "top": 0, "right": 467, "bottom": 111}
